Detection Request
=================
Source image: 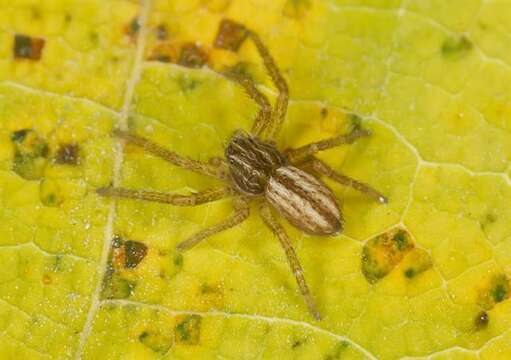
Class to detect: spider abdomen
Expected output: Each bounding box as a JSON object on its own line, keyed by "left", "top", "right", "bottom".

{"left": 265, "top": 166, "right": 342, "bottom": 236}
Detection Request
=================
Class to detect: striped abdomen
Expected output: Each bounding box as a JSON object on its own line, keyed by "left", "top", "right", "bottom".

{"left": 265, "top": 166, "right": 342, "bottom": 236}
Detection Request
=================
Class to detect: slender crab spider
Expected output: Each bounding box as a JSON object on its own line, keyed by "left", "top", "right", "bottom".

{"left": 97, "top": 19, "right": 387, "bottom": 320}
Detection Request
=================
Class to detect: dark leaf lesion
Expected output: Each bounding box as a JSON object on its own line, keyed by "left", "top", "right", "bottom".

{"left": 10, "top": 128, "right": 49, "bottom": 180}
{"left": 139, "top": 330, "right": 173, "bottom": 354}
{"left": 177, "top": 43, "right": 209, "bottom": 68}
{"left": 54, "top": 143, "right": 80, "bottom": 165}
{"left": 474, "top": 310, "right": 489, "bottom": 331}
{"left": 214, "top": 19, "right": 249, "bottom": 52}
{"left": 13, "top": 34, "right": 46, "bottom": 60}
{"left": 175, "top": 315, "right": 202, "bottom": 345}
{"left": 441, "top": 35, "right": 473, "bottom": 60}
{"left": 477, "top": 273, "right": 510, "bottom": 312}
{"left": 101, "top": 235, "right": 149, "bottom": 299}
{"left": 361, "top": 228, "right": 414, "bottom": 284}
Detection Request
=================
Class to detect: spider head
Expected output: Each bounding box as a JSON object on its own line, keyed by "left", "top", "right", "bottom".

{"left": 225, "top": 131, "right": 287, "bottom": 195}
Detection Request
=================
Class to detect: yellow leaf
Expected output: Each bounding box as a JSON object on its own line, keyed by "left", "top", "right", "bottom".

{"left": 1, "top": 0, "right": 511, "bottom": 359}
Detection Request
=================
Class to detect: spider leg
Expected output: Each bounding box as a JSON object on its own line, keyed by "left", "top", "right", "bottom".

{"left": 248, "top": 31, "right": 289, "bottom": 140}
{"left": 222, "top": 71, "right": 272, "bottom": 136}
{"left": 285, "top": 127, "right": 370, "bottom": 164}
{"left": 259, "top": 202, "right": 321, "bottom": 321}
{"left": 113, "top": 129, "right": 227, "bottom": 180}
{"left": 213, "top": 19, "right": 288, "bottom": 140}
{"left": 176, "top": 197, "right": 250, "bottom": 251}
{"left": 97, "top": 187, "right": 231, "bottom": 206}
{"left": 304, "top": 157, "right": 387, "bottom": 204}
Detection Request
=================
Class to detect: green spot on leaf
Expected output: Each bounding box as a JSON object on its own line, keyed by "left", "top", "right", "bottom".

{"left": 283, "top": 0, "right": 312, "bottom": 19}
{"left": 139, "top": 330, "right": 172, "bottom": 354}
{"left": 362, "top": 228, "right": 414, "bottom": 284}
{"left": 39, "top": 179, "right": 65, "bottom": 207}
{"left": 324, "top": 341, "right": 349, "bottom": 360}
{"left": 175, "top": 315, "right": 201, "bottom": 345}
{"left": 102, "top": 274, "right": 136, "bottom": 299}
{"left": 478, "top": 273, "right": 510, "bottom": 310}
{"left": 441, "top": 35, "right": 472, "bottom": 60}
{"left": 177, "top": 73, "right": 202, "bottom": 93}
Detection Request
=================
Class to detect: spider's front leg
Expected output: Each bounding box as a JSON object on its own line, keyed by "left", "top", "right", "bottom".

{"left": 214, "top": 19, "right": 289, "bottom": 140}
{"left": 259, "top": 202, "right": 321, "bottom": 321}
{"left": 222, "top": 71, "right": 272, "bottom": 136}
{"left": 113, "top": 129, "right": 228, "bottom": 180}
{"left": 96, "top": 187, "right": 231, "bottom": 206}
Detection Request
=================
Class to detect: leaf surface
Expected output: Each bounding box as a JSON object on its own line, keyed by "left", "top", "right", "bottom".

{"left": 1, "top": 0, "right": 511, "bottom": 359}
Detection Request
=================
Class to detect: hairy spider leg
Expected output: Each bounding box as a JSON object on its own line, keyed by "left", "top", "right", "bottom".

{"left": 96, "top": 187, "right": 231, "bottom": 206}
{"left": 113, "top": 129, "right": 228, "bottom": 180}
{"left": 307, "top": 158, "right": 387, "bottom": 204}
{"left": 214, "top": 20, "right": 288, "bottom": 139}
{"left": 222, "top": 71, "right": 272, "bottom": 136}
{"left": 176, "top": 197, "right": 250, "bottom": 251}
{"left": 247, "top": 31, "right": 289, "bottom": 140}
{"left": 286, "top": 127, "right": 371, "bottom": 164}
{"left": 259, "top": 202, "right": 321, "bottom": 321}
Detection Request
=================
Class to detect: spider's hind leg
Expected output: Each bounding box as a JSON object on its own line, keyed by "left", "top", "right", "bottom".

{"left": 176, "top": 196, "right": 250, "bottom": 251}
{"left": 259, "top": 202, "right": 321, "bottom": 321}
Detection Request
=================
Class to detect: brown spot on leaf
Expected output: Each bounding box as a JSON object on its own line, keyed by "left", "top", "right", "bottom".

{"left": 177, "top": 43, "right": 209, "bottom": 68}
{"left": 320, "top": 107, "right": 328, "bottom": 119}
{"left": 55, "top": 143, "right": 80, "bottom": 165}
{"left": 42, "top": 274, "right": 52, "bottom": 285}
{"left": 291, "top": 337, "right": 307, "bottom": 349}
{"left": 474, "top": 311, "right": 489, "bottom": 330}
{"left": 100, "top": 236, "right": 146, "bottom": 299}
{"left": 214, "top": 19, "right": 248, "bottom": 51}
{"left": 124, "top": 240, "right": 148, "bottom": 269}
{"left": 155, "top": 24, "right": 168, "bottom": 40}
{"left": 147, "top": 42, "right": 178, "bottom": 63}
{"left": 478, "top": 273, "right": 510, "bottom": 310}
{"left": 175, "top": 315, "right": 201, "bottom": 345}
{"left": 106, "top": 236, "right": 148, "bottom": 270}
{"left": 11, "top": 129, "right": 29, "bottom": 143}
{"left": 14, "top": 34, "right": 45, "bottom": 60}
{"left": 362, "top": 228, "right": 414, "bottom": 284}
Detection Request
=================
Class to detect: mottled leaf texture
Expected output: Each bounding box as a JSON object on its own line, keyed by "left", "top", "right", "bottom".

{"left": 1, "top": 0, "right": 511, "bottom": 359}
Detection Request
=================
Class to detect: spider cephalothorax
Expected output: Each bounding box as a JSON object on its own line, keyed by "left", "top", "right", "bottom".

{"left": 97, "top": 19, "right": 387, "bottom": 321}
{"left": 225, "top": 130, "right": 287, "bottom": 195}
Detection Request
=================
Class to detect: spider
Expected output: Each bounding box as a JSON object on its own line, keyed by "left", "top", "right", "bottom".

{"left": 97, "top": 19, "right": 387, "bottom": 321}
